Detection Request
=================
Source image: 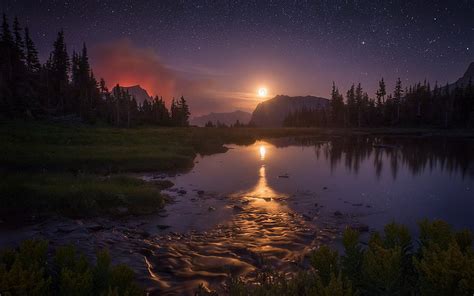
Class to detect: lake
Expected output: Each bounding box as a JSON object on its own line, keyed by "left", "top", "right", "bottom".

{"left": 2, "top": 135, "right": 473, "bottom": 295}
{"left": 139, "top": 134, "right": 474, "bottom": 294}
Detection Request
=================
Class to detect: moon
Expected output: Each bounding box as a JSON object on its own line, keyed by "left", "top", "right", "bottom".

{"left": 258, "top": 87, "right": 268, "bottom": 97}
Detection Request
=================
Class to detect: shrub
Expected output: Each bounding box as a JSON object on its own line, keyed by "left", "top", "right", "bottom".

{"left": 197, "top": 221, "right": 474, "bottom": 295}
{"left": 0, "top": 240, "right": 143, "bottom": 296}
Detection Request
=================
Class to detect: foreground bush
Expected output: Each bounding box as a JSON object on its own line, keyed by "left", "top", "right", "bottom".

{"left": 197, "top": 220, "right": 474, "bottom": 295}
{"left": 0, "top": 240, "right": 143, "bottom": 296}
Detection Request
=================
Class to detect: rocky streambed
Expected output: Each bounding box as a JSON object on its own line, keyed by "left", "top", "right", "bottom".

{"left": 4, "top": 136, "right": 471, "bottom": 295}
{"left": 0, "top": 173, "right": 369, "bottom": 295}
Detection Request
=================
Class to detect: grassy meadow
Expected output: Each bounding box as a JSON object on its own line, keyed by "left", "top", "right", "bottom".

{"left": 0, "top": 122, "right": 332, "bottom": 219}
{"left": 1, "top": 121, "right": 473, "bottom": 219}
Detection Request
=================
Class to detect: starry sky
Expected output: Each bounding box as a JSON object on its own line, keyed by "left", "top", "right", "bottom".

{"left": 3, "top": 0, "right": 473, "bottom": 115}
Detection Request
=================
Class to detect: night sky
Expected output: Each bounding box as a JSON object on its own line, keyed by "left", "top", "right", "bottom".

{"left": 3, "top": 0, "right": 473, "bottom": 115}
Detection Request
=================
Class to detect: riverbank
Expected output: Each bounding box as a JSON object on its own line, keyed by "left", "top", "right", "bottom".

{"left": 1, "top": 123, "right": 473, "bottom": 294}
{"left": 0, "top": 122, "right": 323, "bottom": 220}
{"left": 1, "top": 121, "right": 473, "bottom": 220}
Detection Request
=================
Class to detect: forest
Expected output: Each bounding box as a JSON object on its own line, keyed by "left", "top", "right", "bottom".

{"left": 0, "top": 14, "right": 190, "bottom": 127}
{"left": 2, "top": 14, "right": 473, "bottom": 130}
{"left": 284, "top": 78, "right": 474, "bottom": 128}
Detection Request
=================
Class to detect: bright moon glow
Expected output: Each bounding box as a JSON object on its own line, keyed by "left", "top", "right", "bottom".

{"left": 259, "top": 145, "right": 266, "bottom": 160}
{"left": 258, "top": 87, "right": 268, "bottom": 97}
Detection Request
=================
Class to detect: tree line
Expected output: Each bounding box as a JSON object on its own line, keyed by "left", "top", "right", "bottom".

{"left": 284, "top": 77, "right": 474, "bottom": 128}
{"left": 0, "top": 14, "right": 190, "bottom": 126}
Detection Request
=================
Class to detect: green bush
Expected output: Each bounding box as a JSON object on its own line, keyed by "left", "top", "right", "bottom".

{"left": 197, "top": 220, "right": 474, "bottom": 296}
{"left": 0, "top": 240, "right": 143, "bottom": 296}
{"left": 414, "top": 220, "right": 474, "bottom": 296}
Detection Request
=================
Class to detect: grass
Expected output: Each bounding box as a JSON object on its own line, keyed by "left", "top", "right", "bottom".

{"left": 0, "top": 174, "right": 169, "bottom": 218}
{"left": 0, "top": 122, "right": 326, "bottom": 218}
{"left": 3, "top": 122, "right": 473, "bottom": 173}
{"left": 1, "top": 121, "right": 473, "bottom": 219}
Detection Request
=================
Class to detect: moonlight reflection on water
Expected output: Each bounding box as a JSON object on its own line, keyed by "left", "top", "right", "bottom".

{"left": 2, "top": 136, "right": 472, "bottom": 295}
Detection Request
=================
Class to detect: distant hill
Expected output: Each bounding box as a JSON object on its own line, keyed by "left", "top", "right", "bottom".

{"left": 250, "top": 95, "right": 329, "bottom": 127}
{"left": 440, "top": 62, "right": 474, "bottom": 93}
{"left": 112, "top": 85, "right": 152, "bottom": 105}
{"left": 191, "top": 110, "right": 252, "bottom": 126}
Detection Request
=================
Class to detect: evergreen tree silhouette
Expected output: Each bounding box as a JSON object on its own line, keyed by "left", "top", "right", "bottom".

{"left": 24, "top": 27, "right": 40, "bottom": 73}
{"left": 48, "top": 30, "right": 70, "bottom": 112}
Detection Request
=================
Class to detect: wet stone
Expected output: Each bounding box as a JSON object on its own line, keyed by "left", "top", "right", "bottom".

{"left": 86, "top": 224, "right": 105, "bottom": 232}
{"left": 233, "top": 205, "right": 244, "bottom": 212}
{"left": 157, "top": 224, "right": 171, "bottom": 230}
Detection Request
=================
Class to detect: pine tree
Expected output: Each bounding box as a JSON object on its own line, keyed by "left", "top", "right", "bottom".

{"left": 393, "top": 78, "right": 403, "bottom": 124}
{"left": 1, "top": 14, "right": 14, "bottom": 45}
{"left": 71, "top": 51, "right": 79, "bottom": 87}
{"left": 330, "top": 81, "right": 344, "bottom": 126}
{"left": 78, "top": 43, "right": 92, "bottom": 117}
{"left": 13, "top": 17, "right": 25, "bottom": 62}
{"left": 113, "top": 84, "right": 122, "bottom": 126}
{"left": 177, "top": 96, "right": 190, "bottom": 126}
{"left": 355, "top": 83, "right": 363, "bottom": 127}
{"left": 24, "top": 27, "right": 41, "bottom": 73}
{"left": 346, "top": 84, "right": 356, "bottom": 126}
{"left": 376, "top": 78, "right": 386, "bottom": 105}
{"left": 48, "top": 30, "right": 70, "bottom": 112}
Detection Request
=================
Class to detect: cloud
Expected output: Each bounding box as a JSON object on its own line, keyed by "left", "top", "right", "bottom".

{"left": 92, "top": 39, "right": 213, "bottom": 100}
{"left": 91, "top": 39, "right": 259, "bottom": 115}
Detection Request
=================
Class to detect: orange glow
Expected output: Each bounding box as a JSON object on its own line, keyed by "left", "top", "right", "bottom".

{"left": 259, "top": 145, "right": 266, "bottom": 161}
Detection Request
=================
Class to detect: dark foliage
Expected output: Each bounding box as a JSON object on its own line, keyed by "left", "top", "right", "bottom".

{"left": 0, "top": 14, "right": 190, "bottom": 126}
{"left": 284, "top": 78, "right": 474, "bottom": 128}
{"left": 0, "top": 240, "right": 144, "bottom": 295}
{"left": 197, "top": 220, "right": 474, "bottom": 296}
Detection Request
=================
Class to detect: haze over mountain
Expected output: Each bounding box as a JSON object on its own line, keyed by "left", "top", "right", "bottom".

{"left": 191, "top": 110, "right": 252, "bottom": 126}
{"left": 112, "top": 85, "right": 152, "bottom": 105}
{"left": 250, "top": 95, "right": 329, "bottom": 127}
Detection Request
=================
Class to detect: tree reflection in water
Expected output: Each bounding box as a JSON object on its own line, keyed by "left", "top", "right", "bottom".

{"left": 265, "top": 135, "right": 473, "bottom": 179}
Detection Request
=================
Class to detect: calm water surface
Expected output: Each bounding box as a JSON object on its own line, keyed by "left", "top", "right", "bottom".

{"left": 141, "top": 135, "right": 473, "bottom": 294}
{"left": 2, "top": 135, "right": 473, "bottom": 295}
{"left": 168, "top": 136, "right": 474, "bottom": 232}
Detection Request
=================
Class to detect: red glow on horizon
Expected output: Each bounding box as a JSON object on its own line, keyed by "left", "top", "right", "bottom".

{"left": 92, "top": 39, "right": 177, "bottom": 100}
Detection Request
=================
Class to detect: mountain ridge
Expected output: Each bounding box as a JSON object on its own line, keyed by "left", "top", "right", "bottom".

{"left": 250, "top": 95, "right": 329, "bottom": 127}
{"left": 440, "top": 62, "right": 474, "bottom": 92}
{"left": 111, "top": 85, "right": 152, "bottom": 105}
{"left": 191, "top": 110, "right": 252, "bottom": 126}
